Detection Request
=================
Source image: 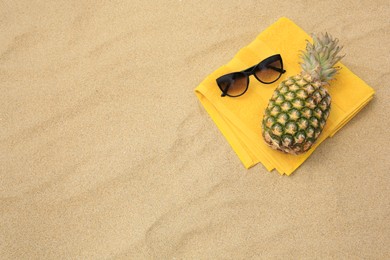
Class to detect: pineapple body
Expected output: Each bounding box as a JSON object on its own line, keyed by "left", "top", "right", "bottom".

{"left": 262, "top": 33, "right": 343, "bottom": 155}
{"left": 262, "top": 73, "right": 331, "bottom": 154}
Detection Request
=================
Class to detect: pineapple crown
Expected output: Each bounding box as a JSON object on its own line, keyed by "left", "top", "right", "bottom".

{"left": 300, "top": 33, "right": 345, "bottom": 84}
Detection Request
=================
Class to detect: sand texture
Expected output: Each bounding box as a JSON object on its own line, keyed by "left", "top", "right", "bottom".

{"left": 1, "top": 0, "right": 390, "bottom": 259}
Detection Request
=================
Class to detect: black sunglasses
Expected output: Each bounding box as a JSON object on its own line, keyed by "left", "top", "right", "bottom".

{"left": 216, "top": 54, "right": 286, "bottom": 97}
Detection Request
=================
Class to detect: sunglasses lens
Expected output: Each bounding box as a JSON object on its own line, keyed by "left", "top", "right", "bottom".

{"left": 255, "top": 60, "right": 283, "bottom": 83}
{"left": 218, "top": 73, "right": 248, "bottom": 97}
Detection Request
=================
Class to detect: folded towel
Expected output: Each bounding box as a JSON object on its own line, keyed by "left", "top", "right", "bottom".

{"left": 194, "top": 17, "right": 375, "bottom": 175}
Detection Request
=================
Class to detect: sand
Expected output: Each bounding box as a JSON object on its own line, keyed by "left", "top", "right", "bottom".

{"left": 1, "top": 0, "right": 390, "bottom": 258}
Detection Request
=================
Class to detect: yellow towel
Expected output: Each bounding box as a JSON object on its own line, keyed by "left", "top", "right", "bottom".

{"left": 194, "top": 17, "right": 375, "bottom": 175}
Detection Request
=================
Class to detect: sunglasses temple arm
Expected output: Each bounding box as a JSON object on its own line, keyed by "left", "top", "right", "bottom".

{"left": 220, "top": 79, "right": 235, "bottom": 97}
{"left": 267, "top": 65, "right": 286, "bottom": 73}
{"left": 221, "top": 87, "right": 229, "bottom": 97}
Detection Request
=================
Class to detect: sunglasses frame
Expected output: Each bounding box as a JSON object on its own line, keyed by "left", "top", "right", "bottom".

{"left": 216, "top": 54, "right": 286, "bottom": 97}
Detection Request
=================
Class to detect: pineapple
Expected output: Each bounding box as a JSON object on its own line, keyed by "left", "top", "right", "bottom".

{"left": 262, "top": 33, "right": 344, "bottom": 155}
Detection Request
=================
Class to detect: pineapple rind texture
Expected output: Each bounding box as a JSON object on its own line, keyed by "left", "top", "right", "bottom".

{"left": 262, "top": 74, "right": 331, "bottom": 155}
{"left": 262, "top": 33, "right": 343, "bottom": 155}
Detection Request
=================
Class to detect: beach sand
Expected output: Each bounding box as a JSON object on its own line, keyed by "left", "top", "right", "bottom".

{"left": 1, "top": 0, "right": 389, "bottom": 258}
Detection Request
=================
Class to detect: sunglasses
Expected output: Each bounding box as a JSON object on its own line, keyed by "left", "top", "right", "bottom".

{"left": 216, "top": 54, "right": 286, "bottom": 97}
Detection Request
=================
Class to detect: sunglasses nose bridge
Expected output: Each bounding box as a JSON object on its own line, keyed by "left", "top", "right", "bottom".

{"left": 242, "top": 64, "right": 258, "bottom": 75}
